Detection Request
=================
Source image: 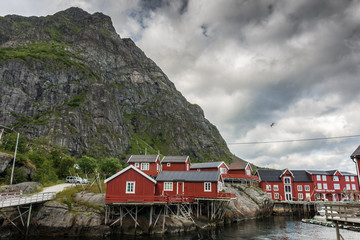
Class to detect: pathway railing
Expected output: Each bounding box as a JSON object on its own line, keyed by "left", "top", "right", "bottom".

{"left": 324, "top": 203, "right": 360, "bottom": 224}
{"left": 0, "top": 192, "right": 56, "bottom": 208}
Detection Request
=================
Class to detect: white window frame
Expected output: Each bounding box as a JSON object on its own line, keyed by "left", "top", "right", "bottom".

{"left": 305, "top": 185, "right": 310, "bottom": 191}
{"left": 322, "top": 175, "right": 326, "bottom": 181}
{"left": 220, "top": 167, "right": 227, "bottom": 174}
{"left": 334, "top": 184, "right": 340, "bottom": 190}
{"left": 135, "top": 163, "right": 139, "bottom": 168}
{"left": 246, "top": 169, "right": 251, "bottom": 175}
{"left": 298, "top": 193, "right": 303, "bottom": 200}
{"left": 333, "top": 176, "right": 339, "bottom": 181}
{"left": 126, "top": 181, "right": 135, "bottom": 194}
{"left": 141, "top": 163, "right": 149, "bottom": 171}
{"left": 204, "top": 182, "right": 211, "bottom": 192}
{"left": 274, "top": 193, "right": 279, "bottom": 199}
{"left": 352, "top": 184, "right": 356, "bottom": 190}
{"left": 317, "top": 183, "right": 322, "bottom": 190}
{"left": 316, "top": 175, "right": 321, "bottom": 181}
{"left": 345, "top": 176, "right": 349, "bottom": 182}
{"left": 218, "top": 181, "right": 223, "bottom": 192}
{"left": 323, "top": 183, "right": 328, "bottom": 190}
{"left": 167, "top": 163, "right": 171, "bottom": 167}
{"left": 273, "top": 185, "right": 279, "bottom": 191}
{"left": 164, "top": 182, "right": 173, "bottom": 191}
{"left": 297, "top": 185, "right": 302, "bottom": 191}
{"left": 306, "top": 193, "right": 310, "bottom": 199}
{"left": 266, "top": 185, "right": 271, "bottom": 191}
{"left": 284, "top": 177, "right": 291, "bottom": 184}
{"left": 346, "top": 184, "right": 351, "bottom": 190}
{"left": 186, "top": 164, "right": 189, "bottom": 171}
{"left": 351, "top": 176, "right": 355, "bottom": 182}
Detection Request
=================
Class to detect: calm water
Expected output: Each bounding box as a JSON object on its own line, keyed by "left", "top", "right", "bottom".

{"left": 8, "top": 216, "right": 360, "bottom": 240}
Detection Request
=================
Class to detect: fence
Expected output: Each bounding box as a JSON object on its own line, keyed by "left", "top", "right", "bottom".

{"left": 0, "top": 192, "right": 56, "bottom": 208}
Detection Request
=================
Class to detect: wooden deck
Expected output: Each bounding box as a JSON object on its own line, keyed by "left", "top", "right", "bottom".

{"left": 0, "top": 192, "right": 56, "bottom": 208}
{"left": 324, "top": 203, "right": 360, "bottom": 226}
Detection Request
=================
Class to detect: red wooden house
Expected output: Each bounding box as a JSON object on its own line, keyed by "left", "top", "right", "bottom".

{"left": 127, "top": 155, "right": 161, "bottom": 176}
{"left": 306, "top": 170, "right": 359, "bottom": 201}
{"left": 350, "top": 145, "right": 360, "bottom": 187}
{"left": 104, "top": 165, "right": 157, "bottom": 203}
{"left": 258, "top": 169, "right": 314, "bottom": 201}
{"left": 190, "top": 161, "right": 229, "bottom": 176}
{"left": 226, "top": 162, "right": 258, "bottom": 180}
{"left": 161, "top": 156, "right": 190, "bottom": 171}
{"left": 155, "top": 171, "right": 232, "bottom": 199}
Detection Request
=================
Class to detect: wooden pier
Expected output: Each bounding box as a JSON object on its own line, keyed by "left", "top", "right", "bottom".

{"left": 324, "top": 203, "right": 360, "bottom": 240}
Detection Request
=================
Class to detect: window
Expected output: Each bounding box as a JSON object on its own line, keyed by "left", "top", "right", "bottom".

{"left": 126, "top": 181, "right": 135, "bottom": 193}
{"left": 164, "top": 182, "right": 173, "bottom": 191}
{"left": 284, "top": 177, "right": 291, "bottom": 184}
{"left": 345, "top": 176, "right": 349, "bottom": 182}
{"left": 352, "top": 184, "right": 356, "bottom": 190}
{"left": 297, "top": 185, "right": 302, "bottom": 191}
{"left": 187, "top": 164, "right": 189, "bottom": 171}
{"left": 135, "top": 163, "right": 139, "bottom": 168}
{"left": 218, "top": 182, "right": 223, "bottom": 192}
{"left": 306, "top": 193, "right": 310, "bottom": 199}
{"left": 204, "top": 182, "right": 211, "bottom": 192}
{"left": 346, "top": 184, "right": 351, "bottom": 190}
{"left": 322, "top": 175, "right": 326, "bottom": 181}
{"left": 298, "top": 193, "right": 303, "bottom": 199}
{"left": 317, "top": 183, "right": 322, "bottom": 190}
{"left": 334, "top": 184, "right": 340, "bottom": 190}
{"left": 220, "top": 167, "right": 227, "bottom": 174}
{"left": 333, "top": 176, "right": 339, "bottom": 181}
{"left": 323, "top": 183, "right": 327, "bottom": 190}
{"left": 351, "top": 176, "right": 355, "bottom": 182}
{"left": 274, "top": 193, "right": 279, "bottom": 199}
{"left": 266, "top": 185, "right": 271, "bottom": 191}
{"left": 167, "top": 163, "right": 171, "bottom": 167}
{"left": 305, "top": 185, "right": 310, "bottom": 191}
{"left": 316, "top": 175, "right": 321, "bottom": 181}
{"left": 274, "top": 185, "right": 279, "bottom": 191}
{"left": 157, "top": 164, "right": 160, "bottom": 171}
{"left": 246, "top": 169, "right": 251, "bottom": 175}
{"left": 141, "top": 163, "right": 149, "bottom": 171}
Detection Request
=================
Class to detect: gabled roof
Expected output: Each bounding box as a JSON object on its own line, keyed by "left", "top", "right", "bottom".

{"left": 190, "top": 161, "right": 228, "bottom": 170}
{"left": 257, "top": 169, "right": 283, "bottom": 182}
{"left": 306, "top": 170, "right": 339, "bottom": 176}
{"left": 280, "top": 169, "right": 294, "bottom": 178}
{"left": 161, "top": 156, "right": 189, "bottom": 163}
{"left": 341, "top": 171, "right": 357, "bottom": 176}
{"left": 228, "top": 162, "right": 250, "bottom": 170}
{"left": 291, "top": 170, "right": 313, "bottom": 182}
{"left": 127, "top": 155, "right": 159, "bottom": 163}
{"left": 104, "top": 165, "right": 156, "bottom": 184}
{"left": 156, "top": 171, "right": 220, "bottom": 182}
{"left": 350, "top": 145, "right": 360, "bottom": 159}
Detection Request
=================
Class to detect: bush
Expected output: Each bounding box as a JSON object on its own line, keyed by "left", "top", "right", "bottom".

{"left": 78, "top": 155, "right": 98, "bottom": 174}
{"left": 98, "top": 157, "right": 121, "bottom": 175}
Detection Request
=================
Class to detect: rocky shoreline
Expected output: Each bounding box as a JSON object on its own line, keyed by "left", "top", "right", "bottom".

{"left": 0, "top": 183, "right": 273, "bottom": 238}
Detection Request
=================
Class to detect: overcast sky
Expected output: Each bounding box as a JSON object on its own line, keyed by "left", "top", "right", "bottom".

{"left": 1, "top": 0, "right": 360, "bottom": 173}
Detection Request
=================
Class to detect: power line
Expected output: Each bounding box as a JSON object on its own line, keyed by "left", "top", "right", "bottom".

{"left": 227, "top": 134, "right": 360, "bottom": 145}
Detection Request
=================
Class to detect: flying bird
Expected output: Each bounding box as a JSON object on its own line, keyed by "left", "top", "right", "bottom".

{"left": 270, "top": 123, "right": 275, "bottom": 127}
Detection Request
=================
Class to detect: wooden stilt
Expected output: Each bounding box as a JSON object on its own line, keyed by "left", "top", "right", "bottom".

{"left": 26, "top": 204, "right": 32, "bottom": 236}
{"left": 0, "top": 210, "right": 24, "bottom": 235}
{"left": 149, "top": 205, "right": 153, "bottom": 227}
{"left": 162, "top": 205, "right": 166, "bottom": 233}
{"left": 17, "top": 206, "right": 25, "bottom": 227}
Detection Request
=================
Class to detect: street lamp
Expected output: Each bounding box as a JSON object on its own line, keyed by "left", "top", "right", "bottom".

{"left": 0, "top": 125, "right": 19, "bottom": 185}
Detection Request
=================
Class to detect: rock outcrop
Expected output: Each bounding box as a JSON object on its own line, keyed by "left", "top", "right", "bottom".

{"left": 0, "top": 7, "right": 233, "bottom": 161}
{"left": 0, "top": 152, "right": 12, "bottom": 174}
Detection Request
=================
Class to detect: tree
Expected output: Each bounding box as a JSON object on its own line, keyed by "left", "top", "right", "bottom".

{"left": 78, "top": 155, "right": 98, "bottom": 174}
{"left": 1, "top": 132, "right": 28, "bottom": 153}
{"left": 98, "top": 157, "right": 121, "bottom": 175}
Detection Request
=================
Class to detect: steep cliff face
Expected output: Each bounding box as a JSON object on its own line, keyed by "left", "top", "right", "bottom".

{"left": 0, "top": 8, "right": 232, "bottom": 160}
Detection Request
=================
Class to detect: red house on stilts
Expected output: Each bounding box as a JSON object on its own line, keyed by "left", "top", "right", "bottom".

{"left": 161, "top": 156, "right": 191, "bottom": 171}
{"left": 127, "top": 155, "right": 161, "bottom": 176}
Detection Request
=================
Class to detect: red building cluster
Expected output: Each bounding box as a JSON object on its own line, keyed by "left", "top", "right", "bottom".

{"left": 104, "top": 155, "right": 256, "bottom": 203}
{"left": 257, "top": 169, "right": 359, "bottom": 202}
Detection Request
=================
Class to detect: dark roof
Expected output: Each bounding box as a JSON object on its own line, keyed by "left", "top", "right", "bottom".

{"left": 341, "top": 171, "right": 357, "bottom": 176}
{"left": 350, "top": 145, "right": 360, "bottom": 159}
{"left": 257, "top": 170, "right": 283, "bottom": 182}
{"left": 291, "top": 170, "right": 313, "bottom": 182}
{"left": 228, "top": 162, "right": 246, "bottom": 170}
{"left": 306, "top": 170, "right": 338, "bottom": 175}
{"left": 127, "top": 155, "right": 159, "bottom": 163}
{"left": 190, "top": 162, "right": 226, "bottom": 169}
{"left": 258, "top": 169, "right": 312, "bottom": 182}
{"left": 156, "top": 171, "right": 220, "bottom": 182}
{"left": 161, "top": 156, "right": 189, "bottom": 163}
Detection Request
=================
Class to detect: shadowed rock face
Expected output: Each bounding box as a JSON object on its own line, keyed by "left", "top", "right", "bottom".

{"left": 0, "top": 7, "right": 233, "bottom": 161}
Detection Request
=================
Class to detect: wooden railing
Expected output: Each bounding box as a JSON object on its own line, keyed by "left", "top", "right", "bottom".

{"left": 223, "top": 174, "right": 259, "bottom": 180}
{"left": 0, "top": 192, "right": 56, "bottom": 208}
{"left": 216, "top": 192, "right": 236, "bottom": 199}
{"left": 324, "top": 203, "right": 360, "bottom": 224}
{"left": 0, "top": 190, "right": 22, "bottom": 199}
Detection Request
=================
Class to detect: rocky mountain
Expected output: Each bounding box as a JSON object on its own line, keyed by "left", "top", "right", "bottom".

{"left": 0, "top": 7, "right": 236, "bottom": 161}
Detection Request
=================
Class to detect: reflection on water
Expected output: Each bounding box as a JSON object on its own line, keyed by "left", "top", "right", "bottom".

{"left": 6, "top": 216, "right": 360, "bottom": 240}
